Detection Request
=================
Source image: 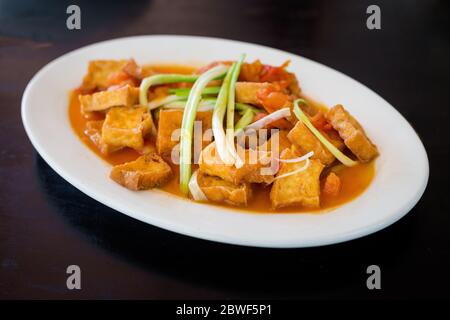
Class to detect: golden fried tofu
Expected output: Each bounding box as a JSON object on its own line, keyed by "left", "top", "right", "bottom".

{"left": 197, "top": 172, "right": 252, "bottom": 207}
{"left": 84, "top": 120, "right": 104, "bottom": 149}
{"left": 326, "top": 105, "right": 378, "bottom": 162}
{"left": 156, "top": 109, "right": 213, "bottom": 159}
{"left": 110, "top": 153, "right": 172, "bottom": 190}
{"left": 81, "top": 59, "right": 141, "bottom": 91}
{"left": 239, "top": 60, "right": 301, "bottom": 96}
{"left": 140, "top": 143, "right": 157, "bottom": 155}
{"left": 325, "top": 130, "right": 346, "bottom": 151}
{"left": 84, "top": 119, "right": 152, "bottom": 155}
{"left": 235, "top": 82, "right": 294, "bottom": 127}
{"left": 235, "top": 82, "right": 274, "bottom": 107}
{"left": 287, "top": 121, "right": 336, "bottom": 166}
{"left": 260, "top": 130, "right": 292, "bottom": 155}
{"left": 79, "top": 85, "right": 139, "bottom": 112}
{"left": 270, "top": 149, "right": 324, "bottom": 209}
{"left": 102, "top": 106, "right": 154, "bottom": 153}
{"left": 199, "top": 144, "right": 274, "bottom": 185}
{"left": 84, "top": 120, "right": 114, "bottom": 154}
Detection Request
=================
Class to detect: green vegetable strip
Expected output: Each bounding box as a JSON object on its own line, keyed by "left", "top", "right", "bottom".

{"left": 147, "top": 95, "right": 185, "bottom": 110}
{"left": 212, "top": 63, "right": 236, "bottom": 165}
{"left": 234, "top": 109, "right": 255, "bottom": 132}
{"left": 236, "top": 102, "right": 260, "bottom": 115}
{"left": 139, "top": 74, "right": 199, "bottom": 106}
{"left": 293, "top": 99, "right": 358, "bottom": 167}
{"left": 163, "top": 99, "right": 259, "bottom": 115}
{"left": 164, "top": 99, "right": 215, "bottom": 111}
{"left": 179, "top": 65, "right": 229, "bottom": 195}
{"left": 226, "top": 54, "right": 246, "bottom": 163}
{"left": 168, "top": 86, "right": 221, "bottom": 97}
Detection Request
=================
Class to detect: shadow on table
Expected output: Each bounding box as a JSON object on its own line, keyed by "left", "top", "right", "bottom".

{"left": 35, "top": 155, "right": 416, "bottom": 298}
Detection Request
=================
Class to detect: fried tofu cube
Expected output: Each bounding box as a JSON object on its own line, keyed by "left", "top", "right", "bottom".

{"left": 260, "top": 130, "right": 292, "bottom": 155}
{"left": 239, "top": 60, "right": 301, "bottom": 96}
{"left": 110, "top": 153, "right": 172, "bottom": 190}
{"left": 140, "top": 143, "right": 157, "bottom": 155}
{"left": 156, "top": 109, "right": 213, "bottom": 159}
{"left": 84, "top": 120, "right": 114, "bottom": 154}
{"left": 235, "top": 81, "right": 292, "bottom": 109}
{"left": 84, "top": 120, "right": 104, "bottom": 148}
{"left": 235, "top": 82, "right": 276, "bottom": 107}
{"left": 270, "top": 149, "right": 324, "bottom": 209}
{"left": 199, "top": 144, "right": 274, "bottom": 185}
{"left": 79, "top": 85, "right": 139, "bottom": 112}
{"left": 325, "top": 129, "right": 346, "bottom": 151}
{"left": 84, "top": 119, "right": 153, "bottom": 155}
{"left": 235, "top": 82, "right": 294, "bottom": 127}
{"left": 81, "top": 59, "right": 141, "bottom": 91}
{"left": 102, "top": 106, "right": 154, "bottom": 153}
{"left": 326, "top": 105, "right": 378, "bottom": 162}
{"left": 197, "top": 172, "right": 252, "bottom": 207}
{"left": 287, "top": 121, "right": 336, "bottom": 166}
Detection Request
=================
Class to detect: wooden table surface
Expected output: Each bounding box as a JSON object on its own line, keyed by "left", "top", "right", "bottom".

{"left": 1, "top": 0, "right": 449, "bottom": 299}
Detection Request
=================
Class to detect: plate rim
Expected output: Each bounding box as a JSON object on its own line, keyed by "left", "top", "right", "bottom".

{"left": 21, "top": 34, "right": 429, "bottom": 248}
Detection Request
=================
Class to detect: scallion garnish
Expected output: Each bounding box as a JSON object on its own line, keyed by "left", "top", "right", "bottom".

{"left": 147, "top": 94, "right": 186, "bottom": 110}
{"left": 179, "top": 65, "right": 229, "bottom": 195}
{"left": 168, "top": 86, "right": 221, "bottom": 97}
{"left": 212, "top": 63, "right": 236, "bottom": 165}
{"left": 293, "top": 99, "right": 358, "bottom": 167}
{"left": 234, "top": 109, "right": 255, "bottom": 132}
{"left": 226, "top": 54, "right": 246, "bottom": 167}
{"left": 139, "top": 74, "right": 200, "bottom": 106}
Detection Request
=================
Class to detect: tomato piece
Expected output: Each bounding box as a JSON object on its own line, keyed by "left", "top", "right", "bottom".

{"left": 254, "top": 85, "right": 292, "bottom": 129}
{"left": 264, "top": 91, "right": 289, "bottom": 111}
{"left": 259, "top": 60, "right": 290, "bottom": 82}
{"left": 257, "top": 85, "right": 289, "bottom": 111}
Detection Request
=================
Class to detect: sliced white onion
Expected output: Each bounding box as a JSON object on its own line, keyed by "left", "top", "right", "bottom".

{"left": 244, "top": 107, "right": 291, "bottom": 132}
{"left": 273, "top": 158, "right": 311, "bottom": 181}
{"left": 200, "top": 107, "right": 291, "bottom": 169}
{"left": 188, "top": 170, "right": 208, "bottom": 201}
{"left": 278, "top": 151, "right": 314, "bottom": 163}
{"left": 148, "top": 95, "right": 184, "bottom": 110}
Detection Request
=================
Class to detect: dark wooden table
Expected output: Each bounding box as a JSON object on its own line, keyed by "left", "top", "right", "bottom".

{"left": 1, "top": 0, "right": 449, "bottom": 299}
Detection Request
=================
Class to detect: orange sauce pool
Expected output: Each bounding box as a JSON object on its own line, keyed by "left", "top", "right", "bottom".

{"left": 69, "top": 64, "right": 375, "bottom": 214}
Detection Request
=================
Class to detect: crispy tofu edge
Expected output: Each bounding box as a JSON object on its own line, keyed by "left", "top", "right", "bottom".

{"left": 270, "top": 149, "right": 324, "bottom": 209}
{"left": 110, "top": 153, "right": 172, "bottom": 190}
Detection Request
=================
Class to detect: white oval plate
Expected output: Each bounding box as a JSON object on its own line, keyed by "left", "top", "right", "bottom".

{"left": 22, "top": 35, "right": 428, "bottom": 248}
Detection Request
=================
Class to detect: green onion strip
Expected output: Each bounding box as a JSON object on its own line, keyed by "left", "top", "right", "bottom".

{"left": 179, "top": 65, "right": 229, "bottom": 195}
{"left": 211, "top": 64, "right": 236, "bottom": 165}
{"left": 139, "top": 74, "right": 200, "bottom": 106}
{"left": 293, "top": 99, "right": 358, "bottom": 167}
{"left": 226, "top": 54, "right": 246, "bottom": 167}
